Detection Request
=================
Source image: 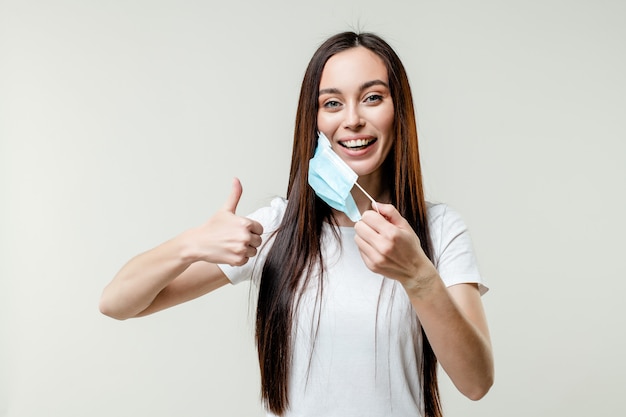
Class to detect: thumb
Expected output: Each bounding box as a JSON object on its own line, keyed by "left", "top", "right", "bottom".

{"left": 374, "top": 202, "right": 405, "bottom": 226}
{"left": 222, "top": 177, "right": 243, "bottom": 213}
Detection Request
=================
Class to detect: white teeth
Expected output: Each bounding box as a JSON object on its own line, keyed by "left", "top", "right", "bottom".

{"left": 343, "top": 139, "right": 373, "bottom": 148}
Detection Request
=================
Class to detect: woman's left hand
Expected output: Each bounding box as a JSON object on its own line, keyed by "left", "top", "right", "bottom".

{"left": 354, "top": 202, "right": 437, "bottom": 290}
{"left": 356, "top": 201, "right": 494, "bottom": 399}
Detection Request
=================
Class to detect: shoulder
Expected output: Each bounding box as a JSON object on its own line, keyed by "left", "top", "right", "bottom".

{"left": 246, "top": 197, "right": 288, "bottom": 234}
{"left": 425, "top": 201, "right": 488, "bottom": 294}
{"left": 426, "top": 202, "right": 467, "bottom": 236}
{"left": 425, "top": 201, "right": 471, "bottom": 253}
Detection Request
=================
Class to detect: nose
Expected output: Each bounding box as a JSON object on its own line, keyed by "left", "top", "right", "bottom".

{"left": 343, "top": 103, "right": 364, "bottom": 130}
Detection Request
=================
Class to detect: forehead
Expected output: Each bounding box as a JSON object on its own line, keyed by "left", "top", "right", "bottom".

{"left": 319, "top": 46, "right": 388, "bottom": 89}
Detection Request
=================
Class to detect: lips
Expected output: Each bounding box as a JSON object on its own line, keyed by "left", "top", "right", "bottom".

{"left": 339, "top": 138, "right": 377, "bottom": 150}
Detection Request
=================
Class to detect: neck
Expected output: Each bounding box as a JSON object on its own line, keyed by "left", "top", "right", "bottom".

{"left": 354, "top": 173, "right": 389, "bottom": 207}
{"left": 332, "top": 176, "right": 389, "bottom": 227}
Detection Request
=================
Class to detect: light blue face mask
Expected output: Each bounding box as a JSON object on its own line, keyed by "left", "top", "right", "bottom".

{"left": 308, "top": 132, "right": 377, "bottom": 222}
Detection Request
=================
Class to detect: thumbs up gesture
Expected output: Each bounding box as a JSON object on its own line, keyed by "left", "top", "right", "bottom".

{"left": 193, "top": 178, "right": 264, "bottom": 267}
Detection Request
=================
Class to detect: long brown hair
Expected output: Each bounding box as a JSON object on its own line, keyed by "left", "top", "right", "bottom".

{"left": 255, "top": 32, "right": 441, "bottom": 417}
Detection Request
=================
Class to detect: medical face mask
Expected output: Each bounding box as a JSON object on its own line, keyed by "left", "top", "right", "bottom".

{"left": 308, "top": 132, "right": 377, "bottom": 222}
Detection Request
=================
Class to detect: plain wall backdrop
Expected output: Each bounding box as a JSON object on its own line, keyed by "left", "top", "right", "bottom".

{"left": 2, "top": 0, "right": 625, "bottom": 416}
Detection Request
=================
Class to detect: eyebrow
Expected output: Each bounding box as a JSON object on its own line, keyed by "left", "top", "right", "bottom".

{"left": 318, "top": 79, "right": 389, "bottom": 96}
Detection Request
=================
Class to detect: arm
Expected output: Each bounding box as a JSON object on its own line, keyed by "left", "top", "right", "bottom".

{"left": 354, "top": 203, "right": 494, "bottom": 400}
{"left": 99, "top": 178, "right": 263, "bottom": 320}
{"left": 408, "top": 280, "right": 493, "bottom": 400}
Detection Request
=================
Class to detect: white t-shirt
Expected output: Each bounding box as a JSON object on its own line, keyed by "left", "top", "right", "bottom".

{"left": 219, "top": 198, "right": 487, "bottom": 417}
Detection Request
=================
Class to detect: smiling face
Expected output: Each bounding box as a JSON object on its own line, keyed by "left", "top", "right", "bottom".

{"left": 317, "top": 46, "right": 395, "bottom": 194}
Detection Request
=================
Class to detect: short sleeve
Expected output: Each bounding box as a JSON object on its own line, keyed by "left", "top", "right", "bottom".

{"left": 217, "top": 197, "right": 287, "bottom": 285}
{"left": 427, "top": 203, "right": 488, "bottom": 295}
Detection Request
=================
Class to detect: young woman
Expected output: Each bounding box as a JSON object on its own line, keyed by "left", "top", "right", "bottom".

{"left": 100, "top": 31, "right": 494, "bottom": 417}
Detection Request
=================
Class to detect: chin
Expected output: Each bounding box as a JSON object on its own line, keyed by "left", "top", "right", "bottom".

{"left": 354, "top": 165, "right": 383, "bottom": 179}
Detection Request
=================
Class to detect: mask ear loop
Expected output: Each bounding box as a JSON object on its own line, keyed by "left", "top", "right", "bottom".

{"left": 354, "top": 182, "right": 380, "bottom": 214}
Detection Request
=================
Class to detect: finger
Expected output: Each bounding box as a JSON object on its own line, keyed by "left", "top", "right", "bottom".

{"left": 354, "top": 218, "right": 380, "bottom": 248}
{"left": 230, "top": 257, "right": 249, "bottom": 267}
{"left": 359, "top": 209, "right": 397, "bottom": 240}
{"left": 245, "top": 245, "right": 258, "bottom": 258}
{"left": 355, "top": 220, "right": 393, "bottom": 266}
{"left": 354, "top": 234, "right": 380, "bottom": 273}
{"left": 374, "top": 202, "right": 404, "bottom": 225}
{"left": 354, "top": 233, "right": 372, "bottom": 257}
{"left": 248, "top": 219, "right": 264, "bottom": 236}
{"left": 222, "top": 177, "right": 243, "bottom": 213}
{"left": 371, "top": 199, "right": 380, "bottom": 214}
{"left": 249, "top": 233, "right": 263, "bottom": 249}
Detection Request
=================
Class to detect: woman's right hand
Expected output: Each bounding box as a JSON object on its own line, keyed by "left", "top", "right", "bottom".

{"left": 99, "top": 178, "right": 263, "bottom": 319}
{"left": 188, "top": 177, "right": 264, "bottom": 266}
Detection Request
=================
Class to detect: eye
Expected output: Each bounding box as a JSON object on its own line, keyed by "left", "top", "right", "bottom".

{"left": 323, "top": 100, "right": 342, "bottom": 109}
{"left": 364, "top": 94, "right": 383, "bottom": 103}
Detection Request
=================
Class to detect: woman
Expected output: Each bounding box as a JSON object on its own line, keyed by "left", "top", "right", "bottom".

{"left": 100, "top": 32, "right": 494, "bottom": 417}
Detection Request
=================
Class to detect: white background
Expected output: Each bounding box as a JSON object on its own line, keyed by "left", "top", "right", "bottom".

{"left": 2, "top": 0, "right": 625, "bottom": 416}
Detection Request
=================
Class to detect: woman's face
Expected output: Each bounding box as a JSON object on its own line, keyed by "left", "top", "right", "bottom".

{"left": 317, "top": 46, "right": 395, "bottom": 186}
